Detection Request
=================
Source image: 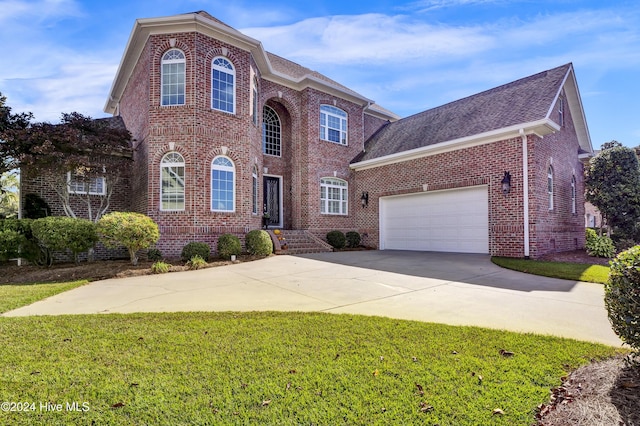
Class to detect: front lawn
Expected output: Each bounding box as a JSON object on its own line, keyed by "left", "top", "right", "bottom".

{"left": 0, "top": 280, "right": 88, "bottom": 314}
{"left": 0, "top": 311, "right": 622, "bottom": 425}
{"left": 491, "top": 257, "right": 610, "bottom": 284}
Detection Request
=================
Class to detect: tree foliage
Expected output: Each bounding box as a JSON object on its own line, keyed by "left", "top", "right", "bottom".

{"left": 97, "top": 212, "right": 160, "bottom": 265}
{"left": 0, "top": 93, "right": 132, "bottom": 222}
{"left": 0, "top": 171, "right": 19, "bottom": 218}
{"left": 585, "top": 141, "right": 640, "bottom": 241}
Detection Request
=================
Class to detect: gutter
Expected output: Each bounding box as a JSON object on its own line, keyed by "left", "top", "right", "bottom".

{"left": 520, "top": 129, "right": 530, "bottom": 258}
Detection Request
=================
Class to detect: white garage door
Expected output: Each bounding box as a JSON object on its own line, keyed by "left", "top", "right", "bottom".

{"left": 380, "top": 186, "right": 489, "bottom": 253}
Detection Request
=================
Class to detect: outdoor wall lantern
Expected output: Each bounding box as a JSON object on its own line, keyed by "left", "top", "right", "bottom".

{"left": 501, "top": 171, "right": 511, "bottom": 196}
{"left": 361, "top": 191, "right": 369, "bottom": 208}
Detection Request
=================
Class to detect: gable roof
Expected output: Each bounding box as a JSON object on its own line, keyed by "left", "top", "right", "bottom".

{"left": 104, "top": 11, "right": 397, "bottom": 120}
{"left": 351, "top": 63, "right": 592, "bottom": 169}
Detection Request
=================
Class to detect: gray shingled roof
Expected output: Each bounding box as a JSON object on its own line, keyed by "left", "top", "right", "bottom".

{"left": 353, "top": 63, "right": 571, "bottom": 163}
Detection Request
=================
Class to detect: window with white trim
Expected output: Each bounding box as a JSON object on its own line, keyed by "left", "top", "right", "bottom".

{"left": 211, "top": 156, "right": 235, "bottom": 212}
{"left": 558, "top": 97, "right": 565, "bottom": 127}
{"left": 571, "top": 175, "right": 576, "bottom": 214}
{"left": 262, "top": 106, "right": 281, "bottom": 156}
{"left": 320, "top": 177, "right": 348, "bottom": 215}
{"left": 252, "top": 166, "right": 259, "bottom": 215}
{"left": 67, "top": 171, "right": 105, "bottom": 195}
{"left": 251, "top": 77, "right": 258, "bottom": 125}
{"left": 212, "top": 57, "right": 235, "bottom": 113}
{"left": 548, "top": 166, "right": 554, "bottom": 211}
{"left": 161, "top": 49, "right": 185, "bottom": 106}
{"left": 160, "top": 152, "right": 185, "bottom": 211}
{"left": 320, "top": 105, "right": 347, "bottom": 145}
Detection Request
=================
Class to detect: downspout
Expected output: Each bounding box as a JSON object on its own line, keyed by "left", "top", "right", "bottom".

{"left": 520, "top": 129, "right": 530, "bottom": 258}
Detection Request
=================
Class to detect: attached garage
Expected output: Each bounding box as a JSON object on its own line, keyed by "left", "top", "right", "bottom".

{"left": 379, "top": 185, "right": 489, "bottom": 253}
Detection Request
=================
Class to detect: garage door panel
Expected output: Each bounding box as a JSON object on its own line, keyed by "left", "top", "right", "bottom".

{"left": 380, "top": 186, "right": 488, "bottom": 254}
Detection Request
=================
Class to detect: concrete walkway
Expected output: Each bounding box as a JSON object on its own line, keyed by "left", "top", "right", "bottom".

{"left": 3, "top": 251, "right": 622, "bottom": 346}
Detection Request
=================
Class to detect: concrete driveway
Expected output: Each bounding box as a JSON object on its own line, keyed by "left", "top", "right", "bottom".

{"left": 3, "top": 250, "right": 622, "bottom": 346}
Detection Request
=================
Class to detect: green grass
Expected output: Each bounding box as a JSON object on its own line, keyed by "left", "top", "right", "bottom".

{"left": 492, "top": 257, "right": 610, "bottom": 284}
{"left": 0, "top": 311, "right": 623, "bottom": 425}
{"left": 0, "top": 280, "right": 88, "bottom": 314}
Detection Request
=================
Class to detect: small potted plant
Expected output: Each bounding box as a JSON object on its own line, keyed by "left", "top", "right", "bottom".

{"left": 262, "top": 213, "right": 270, "bottom": 229}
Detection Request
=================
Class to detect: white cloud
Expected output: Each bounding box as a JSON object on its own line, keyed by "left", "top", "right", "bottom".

{"left": 0, "top": 0, "right": 82, "bottom": 25}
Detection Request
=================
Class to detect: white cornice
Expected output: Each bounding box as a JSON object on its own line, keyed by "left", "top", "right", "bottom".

{"left": 350, "top": 119, "right": 560, "bottom": 171}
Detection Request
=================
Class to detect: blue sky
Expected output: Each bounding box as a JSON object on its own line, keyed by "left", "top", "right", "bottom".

{"left": 1, "top": 0, "right": 639, "bottom": 149}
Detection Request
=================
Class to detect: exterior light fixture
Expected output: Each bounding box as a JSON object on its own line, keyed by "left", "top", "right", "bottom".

{"left": 501, "top": 171, "right": 511, "bottom": 196}
{"left": 361, "top": 191, "right": 369, "bottom": 208}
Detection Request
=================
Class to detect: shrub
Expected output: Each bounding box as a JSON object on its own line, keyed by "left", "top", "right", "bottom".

{"left": 326, "top": 230, "right": 346, "bottom": 249}
{"left": 151, "top": 261, "right": 171, "bottom": 274}
{"left": 97, "top": 212, "right": 160, "bottom": 266}
{"left": 586, "top": 231, "right": 615, "bottom": 258}
{"left": 245, "top": 230, "right": 273, "bottom": 256}
{"left": 217, "top": 234, "right": 242, "bottom": 259}
{"left": 31, "top": 216, "right": 98, "bottom": 264}
{"left": 346, "top": 231, "right": 361, "bottom": 248}
{"left": 181, "top": 242, "right": 211, "bottom": 262}
{"left": 0, "top": 219, "right": 43, "bottom": 264}
{"left": 147, "top": 248, "right": 163, "bottom": 262}
{"left": 186, "top": 254, "right": 208, "bottom": 270}
{"left": 23, "top": 193, "right": 51, "bottom": 219}
{"left": 0, "top": 229, "right": 25, "bottom": 261}
{"left": 585, "top": 228, "right": 598, "bottom": 245}
{"left": 605, "top": 246, "right": 640, "bottom": 351}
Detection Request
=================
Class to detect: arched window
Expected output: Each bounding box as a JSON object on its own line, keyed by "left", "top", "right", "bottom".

{"left": 262, "top": 106, "right": 281, "bottom": 156}
{"left": 160, "top": 152, "right": 185, "bottom": 211}
{"left": 251, "top": 76, "right": 259, "bottom": 125}
{"left": 252, "top": 166, "right": 259, "bottom": 215}
{"left": 320, "top": 105, "right": 347, "bottom": 145}
{"left": 547, "top": 166, "right": 554, "bottom": 211}
{"left": 161, "top": 49, "right": 185, "bottom": 106}
{"left": 211, "top": 156, "right": 235, "bottom": 212}
{"left": 571, "top": 175, "right": 577, "bottom": 214}
{"left": 212, "top": 57, "right": 235, "bottom": 113}
{"left": 320, "top": 177, "right": 348, "bottom": 215}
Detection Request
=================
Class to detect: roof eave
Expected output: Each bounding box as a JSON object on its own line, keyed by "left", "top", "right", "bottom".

{"left": 350, "top": 119, "right": 559, "bottom": 171}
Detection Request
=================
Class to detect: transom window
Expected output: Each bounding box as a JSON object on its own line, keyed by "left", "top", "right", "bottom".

{"left": 212, "top": 57, "right": 235, "bottom": 113}
{"left": 320, "top": 177, "right": 348, "bottom": 215}
{"left": 262, "top": 106, "right": 281, "bottom": 156}
{"left": 320, "top": 105, "right": 347, "bottom": 145}
{"left": 547, "top": 166, "right": 554, "bottom": 211}
{"left": 161, "top": 49, "right": 185, "bottom": 106}
{"left": 67, "top": 171, "right": 105, "bottom": 195}
{"left": 211, "top": 156, "right": 235, "bottom": 212}
{"left": 160, "top": 152, "right": 185, "bottom": 211}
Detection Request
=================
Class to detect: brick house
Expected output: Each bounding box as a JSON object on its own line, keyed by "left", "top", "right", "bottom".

{"left": 23, "top": 11, "right": 593, "bottom": 258}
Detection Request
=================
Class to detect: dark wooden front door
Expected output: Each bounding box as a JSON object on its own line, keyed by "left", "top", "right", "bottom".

{"left": 263, "top": 176, "right": 281, "bottom": 227}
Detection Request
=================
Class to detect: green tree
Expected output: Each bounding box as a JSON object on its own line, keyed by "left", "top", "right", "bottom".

{"left": 97, "top": 212, "right": 160, "bottom": 265}
{"left": 585, "top": 141, "right": 640, "bottom": 241}
{"left": 0, "top": 171, "right": 19, "bottom": 218}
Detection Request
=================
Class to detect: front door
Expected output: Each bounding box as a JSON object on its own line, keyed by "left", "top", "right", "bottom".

{"left": 263, "top": 176, "right": 281, "bottom": 227}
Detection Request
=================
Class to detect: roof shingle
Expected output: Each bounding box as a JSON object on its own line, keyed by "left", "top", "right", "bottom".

{"left": 353, "top": 63, "right": 571, "bottom": 163}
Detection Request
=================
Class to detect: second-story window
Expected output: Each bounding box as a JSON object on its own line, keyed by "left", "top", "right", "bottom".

{"left": 161, "top": 49, "right": 185, "bottom": 106}
{"left": 320, "top": 105, "right": 347, "bottom": 145}
{"left": 262, "top": 106, "right": 281, "bottom": 156}
{"left": 212, "top": 57, "right": 235, "bottom": 113}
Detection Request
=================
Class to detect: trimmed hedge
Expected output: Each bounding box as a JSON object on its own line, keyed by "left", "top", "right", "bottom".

{"left": 326, "top": 230, "right": 346, "bottom": 249}
{"left": 346, "top": 231, "right": 361, "bottom": 248}
{"left": 245, "top": 230, "right": 273, "bottom": 256}
{"left": 605, "top": 246, "right": 640, "bottom": 351}
{"left": 181, "top": 242, "right": 211, "bottom": 263}
{"left": 217, "top": 234, "right": 242, "bottom": 259}
{"left": 31, "top": 216, "right": 98, "bottom": 264}
{"left": 97, "top": 212, "right": 160, "bottom": 266}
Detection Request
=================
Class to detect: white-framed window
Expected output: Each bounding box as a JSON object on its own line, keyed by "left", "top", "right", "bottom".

{"left": 320, "top": 105, "right": 347, "bottom": 145}
{"left": 160, "top": 152, "right": 185, "bottom": 211}
{"left": 558, "top": 97, "right": 565, "bottom": 127}
{"left": 251, "top": 77, "right": 258, "bottom": 125}
{"left": 571, "top": 175, "right": 577, "bottom": 214}
{"left": 161, "top": 49, "right": 185, "bottom": 106}
{"left": 262, "top": 106, "right": 281, "bottom": 156}
{"left": 211, "top": 156, "right": 235, "bottom": 212}
{"left": 252, "top": 166, "right": 259, "bottom": 215}
{"left": 320, "top": 177, "right": 348, "bottom": 215}
{"left": 212, "top": 57, "right": 235, "bottom": 113}
{"left": 67, "top": 171, "right": 105, "bottom": 195}
{"left": 548, "top": 166, "right": 554, "bottom": 211}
